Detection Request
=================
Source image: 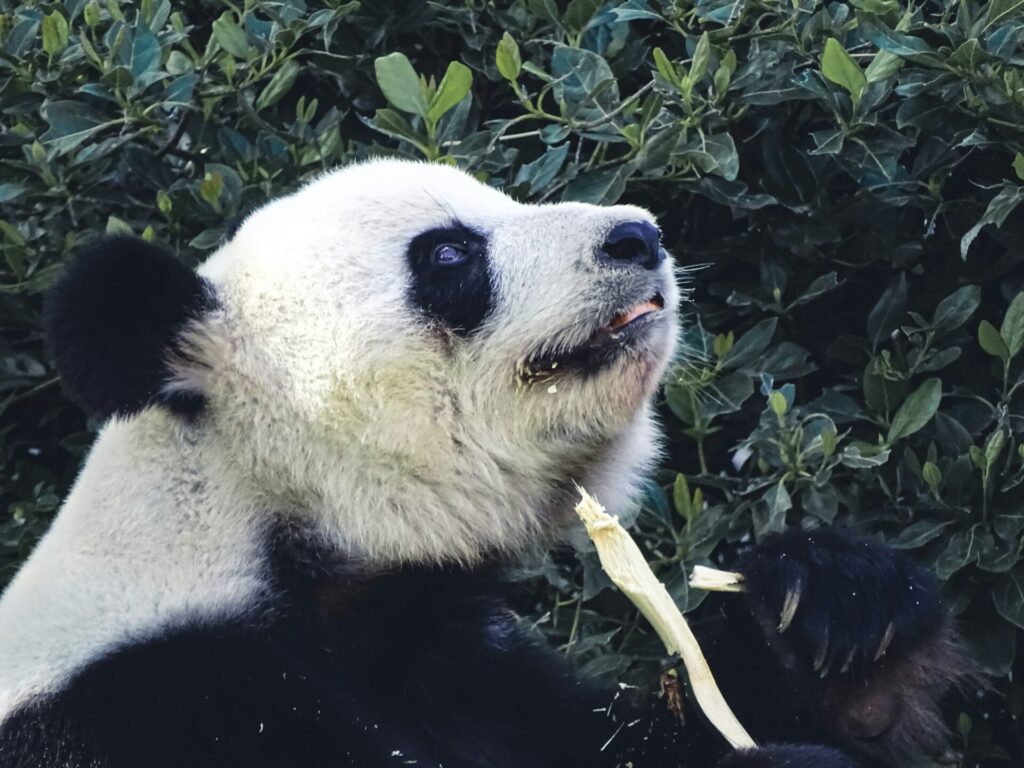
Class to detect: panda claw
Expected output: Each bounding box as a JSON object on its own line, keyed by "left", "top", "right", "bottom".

{"left": 813, "top": 629, "right": 830, "bottom": 674}
{"left": 778, "top": 585, "right": 801, "bottom": 632}
{"left": 839, "top": 646, "right": 857, "bottom": 674}
{"left": 874, "top": 621, "right": 895, "bottom": 661}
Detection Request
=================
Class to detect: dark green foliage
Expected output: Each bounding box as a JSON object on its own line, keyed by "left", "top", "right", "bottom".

{"left": 2, "top": 0, "right": 1023, "bottom": 762}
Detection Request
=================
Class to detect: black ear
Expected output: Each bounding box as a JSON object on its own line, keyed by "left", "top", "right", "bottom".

{"left": 44, "top": 235, "right": 215, "bottom": 421}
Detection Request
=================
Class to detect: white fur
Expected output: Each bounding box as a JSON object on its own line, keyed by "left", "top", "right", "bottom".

{"left": 0, "top": 159, "right": 679, "bottom": 719}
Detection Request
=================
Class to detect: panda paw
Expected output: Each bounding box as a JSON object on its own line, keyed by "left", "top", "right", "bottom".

{"left": 734, "top": 527, "right": 942, "bottom": 677}
{"left": 733, "top": 527, "right": 975, "bottom": 765}
{"left": 716, "top": 744, "right": 857, "bottom": 768}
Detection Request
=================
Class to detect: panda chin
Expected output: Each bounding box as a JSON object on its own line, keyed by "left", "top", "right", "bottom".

{"left": 519, "top": 291, "right": 669, "bottom": 384}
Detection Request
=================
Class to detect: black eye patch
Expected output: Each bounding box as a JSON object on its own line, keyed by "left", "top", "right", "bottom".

{"left": 406, "top": 224, "right": 492, "bottom": 336}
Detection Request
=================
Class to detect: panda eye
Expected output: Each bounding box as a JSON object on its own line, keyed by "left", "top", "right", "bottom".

{"left": 432, "top": 243, "right": 470, "bottom": 267}
{"left": 408, "top": 224, "right": 491, "bottom": 335}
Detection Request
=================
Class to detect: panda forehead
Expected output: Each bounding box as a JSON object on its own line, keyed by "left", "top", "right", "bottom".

{"left": 237, "top": 159, "right": 662, "bottom": 259}
{"left": 300, "top": 160, "right": 523, "bottom": 226}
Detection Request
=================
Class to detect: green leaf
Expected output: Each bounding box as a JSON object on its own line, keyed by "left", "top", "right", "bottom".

{"left": 565, "top": 0, "right": 601, "bottom": 32}
{"left": 562, "top": 163, "right": 635, "bottom": 205}
{"left": 712, "top": 331, "right": 734, "bottom": 359}
{"left": 83, "top": 1, "right": 101, "bottom": 27}
{"left": 189, "top": 228, "right": 226, "bottom": 250}
{"left": 985, "top": 429, "right": 1007, "bottom": 468}
{"left": 821, "top": 38, "right": 867, "bottom": 103}
{"left": 4, "top": 17, "right": 40, "bottom": 57}
{"left": 375, "top": 52, "right": 428, "bottom": 118}
{"left": 713, "top": 49, "right": 736, "bottom": 94}
{"left": 982, "top": 0, "right": 1024, "bottom": 33}
{"left": 922, "top": 461, "right": 942, "bottom": 495}
{"left": 932, "top": 285, "right": 980, "bottom": 332}
{"left": 766, "top": 481, "right": 792, "bottom": 516}
{"left": 722, "top": 318, "right": 777, "bottom": 370}
{"left": 889, "top": 518, "right": 951, "bottom": 549}
{"left": 769, "top": 390, "right": 788, "bottom": 417}
{"left": 41, "top": 100, "right": 117, "bottom": 155}
{"left": 820, "top": 428, "right": 837, "bottom": 458}
{"left": 689, "top": 32, "right": 711, "bottom": 83}
{"left": 701, "top": 372, "right": 753, "bottom": 419}
{"left": 978, "top": 320, "right": 1010, "bottom": 363}
{"left": 970, "top": 444, "right": 987, "bottom": 470}
{"left": 255, "top": 60, "right": 299, "bottom": 111}
{"left": 964, "top": 613, "right": 1017, "bottom": 676}
{"left": 105, "top": 215, "right": 132, "bottom": 235}
{"left": 673, "top": 474, "right": 696, "bottom": 524}
{"left": 865, "top": 49, "right": 902, "bottom": 82}
{"left": 212, "top": 12, "right": 250, "bottom": 58}
{"left": 1014, "top": 153, "right": 1024, "bottom": 182}
{"left": 934, "top": 526, "right": 983, "bottom": 579}
{"left": 958, "top": 712, "right": 973, "bottom": 742}
{"left": 0, "top": 219, "right": 26, "bottom": 246}
{"left": 512, "top": 143, "right": 569, "bottom": 195}
{"left": 790, "top": 273, "right": 840, "bottom": 306}
{"left": 867, "top": 273, "right": 907, "bottom": 350}
{"left": 0, "top": 184, "right": 27, "bottom": 203}
{"left": 652, "top": 47, "right": 678, "bottom": 85}
{"left": 41, "top": 11, "right": 69, "bottom": 57}
{"left": 802, "top": 485, "right": 838, "bottom": 523}
{"left": 427, "top": 61, "right": 472, "bottom": 125}
{"left": 690, "top": 487, "right": 703, "bottom": 522}
{"left": 117, "top": 26, "right": 162, "bottom": 80}
{"left": 369, "top": 108, "right": 430, "bottom": 155}
{"left": 166, "top": 50, "right": 194, "bottom": 75}
{"left": 992, "top": 568, "right": 1024, "bottom": 629}
{"left": 947, "top": 39, "right": 989, "bottom": 69}
{"left": 1000, "top": 292, "right": 1024, "bottom": 357}
{"left": 156, "top": 190, "right": 172, "bottom": 215}
{"left": 496, "top": 32, "right": 521, "bottom": 82}
{"left": 550, "top": 46, "right": 619, "bottom": 122}
{"left": 200, "top": 171, "right": 223, "bottom": 208}
{"left": 526, "top": 0, "right": 560, "bottom": 23}
{"left": 962, "top": 185, "right": 1024, "bottom": 258}
{"left": 164, "top": 73, "right": 197, "bottom": 106}
{"left": 887, "top": 378, "right": 941, "bottom": 443}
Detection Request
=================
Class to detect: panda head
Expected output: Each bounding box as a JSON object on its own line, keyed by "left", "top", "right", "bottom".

{"left": 47, "top": 159, "right": 680, "bottom": 564}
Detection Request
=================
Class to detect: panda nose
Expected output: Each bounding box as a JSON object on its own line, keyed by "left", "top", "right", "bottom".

{"left": 598, "top": 221, "right": 664, "bottom": 271}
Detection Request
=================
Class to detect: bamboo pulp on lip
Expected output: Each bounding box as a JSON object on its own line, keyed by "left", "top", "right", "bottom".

{"left": 574, "top": 488, "right": 756, "bottom": 751}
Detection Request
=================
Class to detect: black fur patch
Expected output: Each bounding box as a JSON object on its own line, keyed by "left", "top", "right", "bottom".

{"left": 0, "top": 526, "right": 606, "bottom": 768}
{"left": 406, "top": 224, "right": 492, "bottom": 335}
{"left": 718, "top": 745, "right": 858, "bottom": 768}
{"left": 0, "top": 521, "right": 748, "bottom": 768}
{"left": 3, "top": 523, "right": 921, "bottom": 768}
{"left": 44, "top": 236, "right": 215, "bottom": 421}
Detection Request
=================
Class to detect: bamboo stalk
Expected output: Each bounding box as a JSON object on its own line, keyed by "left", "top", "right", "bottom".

{"left": 575, "top": 488, "right": 756, "bottom": 750}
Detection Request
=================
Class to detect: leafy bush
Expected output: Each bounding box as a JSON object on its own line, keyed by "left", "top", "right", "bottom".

{"left": 2, "top": 0, "right": 1023, "bottom": 762}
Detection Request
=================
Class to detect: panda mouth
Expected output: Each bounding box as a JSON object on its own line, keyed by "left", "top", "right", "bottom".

{"left": 602, "top": 294, "right": 665, "bottom": 333}
{"left": 518, "top": 292, "right": 666, "bottom": 383}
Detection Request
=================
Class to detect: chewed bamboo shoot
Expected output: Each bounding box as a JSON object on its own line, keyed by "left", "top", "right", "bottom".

{"left": 689, "top": 565, "right": 745, "bottom": 593}
{"left": 574, "top": 488, "right": 756, "bottom": 750}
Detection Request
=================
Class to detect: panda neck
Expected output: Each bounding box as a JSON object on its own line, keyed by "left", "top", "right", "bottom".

{"left": 0, "top": 409, "right": 267, "bottom": 716}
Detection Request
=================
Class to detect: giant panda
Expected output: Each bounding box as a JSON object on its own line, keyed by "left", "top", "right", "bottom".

{"left": 0, "top": 159, "right": 971, "bottom": 768}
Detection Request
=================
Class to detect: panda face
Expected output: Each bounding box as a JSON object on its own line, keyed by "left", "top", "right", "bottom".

{"left": 174, "top": 159, "right": 681, "bottom": 563}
